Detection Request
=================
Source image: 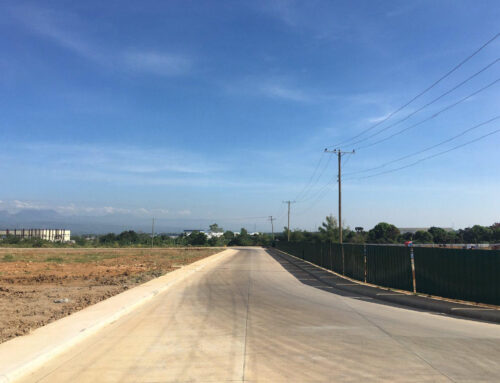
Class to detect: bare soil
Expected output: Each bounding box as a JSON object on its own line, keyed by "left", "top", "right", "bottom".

{"left": 0, "top": 247, "right": 221, "bottom": 343}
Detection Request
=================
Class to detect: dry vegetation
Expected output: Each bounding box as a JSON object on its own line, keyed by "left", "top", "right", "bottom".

{"left": 0, "top": 247, "right": 222, "bottom": 343}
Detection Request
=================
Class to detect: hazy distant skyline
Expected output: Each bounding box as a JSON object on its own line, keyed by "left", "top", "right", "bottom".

{"left": 1, "top": 1, "right": 499, "bottom": 232}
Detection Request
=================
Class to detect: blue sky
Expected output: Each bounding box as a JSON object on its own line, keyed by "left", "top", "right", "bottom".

{"left": 1, "top": 0, "right": 499, "bottom": 232}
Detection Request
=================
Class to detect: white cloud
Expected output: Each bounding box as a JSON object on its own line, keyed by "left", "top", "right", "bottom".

{"left": 10, "top": 5, "right": 102, "bottom": 63}
{"left": 13, "top": 200, "right": 42, "bottom": 209}
{"left": 255, "top": 0, "right": 352, "bottom": 41}
{"left": 2, "top": 141, "right": 301, "bottom": 190}
{"left": 259, "top": 83, "right": 310, "bottom": 102}
{"left": 225, "top": 75, "right": 317, "bottom": 103}
{"left": 10, "top": 5, "right": 192, "bottom": 77}
{"left": 19, "top": 142, "right": 222, "bottom": 176}
{"left": 178, "top": 210, "right": 191, "bottom": 216}
{"left": 2, "top": 200, "right": 176, "bottom": 218}
{"left": 124, "top": 51, "right": 192, "bottom": 77}
{"left": 366, "top": 112, "right": 393, "bottom": 124}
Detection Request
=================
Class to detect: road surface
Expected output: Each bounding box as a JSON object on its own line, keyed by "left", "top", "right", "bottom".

{"left": 19, "top": 247, "right": 500, "bottom": 382}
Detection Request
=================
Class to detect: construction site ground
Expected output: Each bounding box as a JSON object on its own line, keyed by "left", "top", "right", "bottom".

{"left": 0, "top": 247, "right": 221, "bottom": 343}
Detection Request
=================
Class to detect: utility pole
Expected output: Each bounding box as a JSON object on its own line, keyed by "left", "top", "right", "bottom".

{"left": 283, "top": 200, "right": 296, "bottom": 241}
{"left": 151, "top": 217, "right": 155, "bottom": 249}
{"left": 268, "top": 216, "right": 276, "bottom": 240}
{"left": 324, "top": 148, "right": 355, "bottom": 244}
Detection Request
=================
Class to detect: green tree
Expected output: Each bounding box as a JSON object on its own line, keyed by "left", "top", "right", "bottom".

{"left": 117, "top": 230, "right": 139, "bottom": 245}
{"left": 290, "top": 229, "right": 305, "bottom": 242}
{"left": 398, "top": 232, "right": 413, "bottom": 243}
{"left": 187, "top": 231, "right": 207, "bottom": 246}
{"left": 256, "top": 233, "right": 272, "bottom": 246}
{"left": 368, "top": 222, "right": 400, "bottom": 243}
{"left": 99, "top": 233, "right": 117, "bottom": 245}
{"left": 345, "top": 230, "right": 366, "bottom": 244}
{"left": 414, "top": 230, "right": 433, "bottom": 243}
{"left": 491, "top": 223, "right": 500, "bottom": 242}
{"left": 223, "top": 230, "right": 235, "bottom": 241}
{"left": 428, "top": 227, "right": 447, "bottom": 244}
{"left": 209, "top": 223, "right": 223, "bottom": 233}
{"left": 72, "top": 235, "right": 87, "bottom": 246}
{"left": 208, "top": 235, "right": 226, "bottom": 246}
{"left": 471, "top": 225, "right": 492, "bottom": 243}
{"left": 235, "top": 228, "right": 252, "bottom": 246}
{"left": 318, "top": 215, "right": 339, "bottom": 242}
{"left": 282, "top": 227, "right": 291, "bottom": 240}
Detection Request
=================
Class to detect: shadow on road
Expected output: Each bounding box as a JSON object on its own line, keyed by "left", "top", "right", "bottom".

{"left": 264, "top": 248, "right": 433, "bottom": 312}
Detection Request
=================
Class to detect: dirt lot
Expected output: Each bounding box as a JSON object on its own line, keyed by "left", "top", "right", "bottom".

{"left": 0, "top": 247, "right": 222, "bottom": 343}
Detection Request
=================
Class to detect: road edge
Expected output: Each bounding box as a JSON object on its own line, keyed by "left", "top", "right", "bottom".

{"left": 0, "top": 248, "right": 235, "bottom": 383}
{"left": 270, "top": 248, "right": 500, "bottom": 324}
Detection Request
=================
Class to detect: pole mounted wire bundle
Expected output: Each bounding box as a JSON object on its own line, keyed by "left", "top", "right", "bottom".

{"left": 323, "top": 149, "right": 355, "bottom": 244}
{"left": 282, "top": 200, "right": 296, "bottom": 241}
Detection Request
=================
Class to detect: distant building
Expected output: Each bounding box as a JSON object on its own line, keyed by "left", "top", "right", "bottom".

{"left": 183, "top": 229, "right": 224, "bottom": 239}
{"left": 0, "top": 229, "right": 71, "bottom": 242}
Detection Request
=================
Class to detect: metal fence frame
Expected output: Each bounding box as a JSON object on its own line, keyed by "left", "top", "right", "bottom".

{"left": 275, "top": 241, "right": 500, "bottom": 306}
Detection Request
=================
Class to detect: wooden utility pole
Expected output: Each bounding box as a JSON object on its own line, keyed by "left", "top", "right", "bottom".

{"left": 324, "top": 149, "right": 355, "bottom": 244}
{"left": 283, "top": 200, "right": 296, "bottom": 241}
{"left": 268, "top": 216, "right": 276, "bottom": 240}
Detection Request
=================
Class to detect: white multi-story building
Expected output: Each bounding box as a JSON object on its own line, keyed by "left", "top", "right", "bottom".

{"left": 0, "top": 229, "right": 71, "bottom": 242}
{"left": 183, "top": 230, "right": 224, "bottom": 239}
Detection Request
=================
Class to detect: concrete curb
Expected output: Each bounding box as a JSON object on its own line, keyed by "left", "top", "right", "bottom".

{"left": 270, "top": 248, "right": 500, "bottom": 324}
{"left": 0, "top": 249, "right": 235, "bottom": 383}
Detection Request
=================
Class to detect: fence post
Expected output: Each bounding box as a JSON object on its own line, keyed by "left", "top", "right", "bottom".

{"left": 363, "top": 244, "right": 367, "bottom": 283}
{"left": 410, "top": 246, "right": 417, "bottom": 293}
{"left": 342, "top": 244, "right": 345, "bottom": 275}
{"left": 329, "top": 241, "right": 332, "bottom": 270}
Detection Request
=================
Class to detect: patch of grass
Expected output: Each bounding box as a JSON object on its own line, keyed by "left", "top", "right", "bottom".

{"left": 45, "top": 257, "right": 64, "bottom": 263}
{"left": 72, "top": 253, "right": 120, "bottom": 263}
{"left": 0, "top": 247, "right": 220, "bottom": 265}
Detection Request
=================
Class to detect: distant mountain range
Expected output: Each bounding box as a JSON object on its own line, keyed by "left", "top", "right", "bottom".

{"left": 0, "top": 209, "right": 215, "bottom": 235}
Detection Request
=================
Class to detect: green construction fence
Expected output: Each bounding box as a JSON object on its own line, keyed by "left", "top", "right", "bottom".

{"left": 275, "top": 241, "right": 500, "bottom": 306}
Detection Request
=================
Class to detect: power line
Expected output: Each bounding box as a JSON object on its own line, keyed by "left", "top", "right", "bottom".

{"left": 297, "top": 173, "right": 336, "bottom": 203}
{"left": 348, "top": 128, "right": 500, "bottom": 180}
{"left": 332, "top": 31, "right": 500, "bottom": 147}
{"left": 345, "top": 57, "right": 499, "bottom": 148}
{"left": 342, "top": 151, "right": 354, "bottom": 168}
{"left": 303, "top": 182, "right": 336, "bottom": 213}
{"left": 294, "top": 154, "right": 324, "bottom": 201}
{"left": 344, "top": 115, "right": 500, "bottom": 177}
{"left": 296, "top": 152, "right": 333, "bottom": 202}
{"left": 356, "top": 77, "right": 500, "bottom": 150}
{"left": 294, "top": 181, "right": 337, "bottom": 216}
{"left": 273, "top": 203, "right": 288, "bottom": 222}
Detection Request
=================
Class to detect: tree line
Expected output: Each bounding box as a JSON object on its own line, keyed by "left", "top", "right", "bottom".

{"left": 1, "top": 219, "right": 498, "bottom": 248}
{"left": 283, "top": 217, "right": 500, "bottom": 245}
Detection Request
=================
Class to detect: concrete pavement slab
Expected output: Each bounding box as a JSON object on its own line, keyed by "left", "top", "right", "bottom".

{"left": 0, "top": 249, "right": 236, "bottom": 383}
{"left": 7, "top": 247, "right": 500, "bottom": 382}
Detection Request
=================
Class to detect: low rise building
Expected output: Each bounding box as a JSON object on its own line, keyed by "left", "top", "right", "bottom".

{"left": 0, "top": 229, "right": 71, "bottom": 242}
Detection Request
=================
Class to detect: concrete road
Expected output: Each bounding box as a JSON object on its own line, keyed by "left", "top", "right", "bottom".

{"left": 18, "top": 248, "right": 500, "bottom": 382}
